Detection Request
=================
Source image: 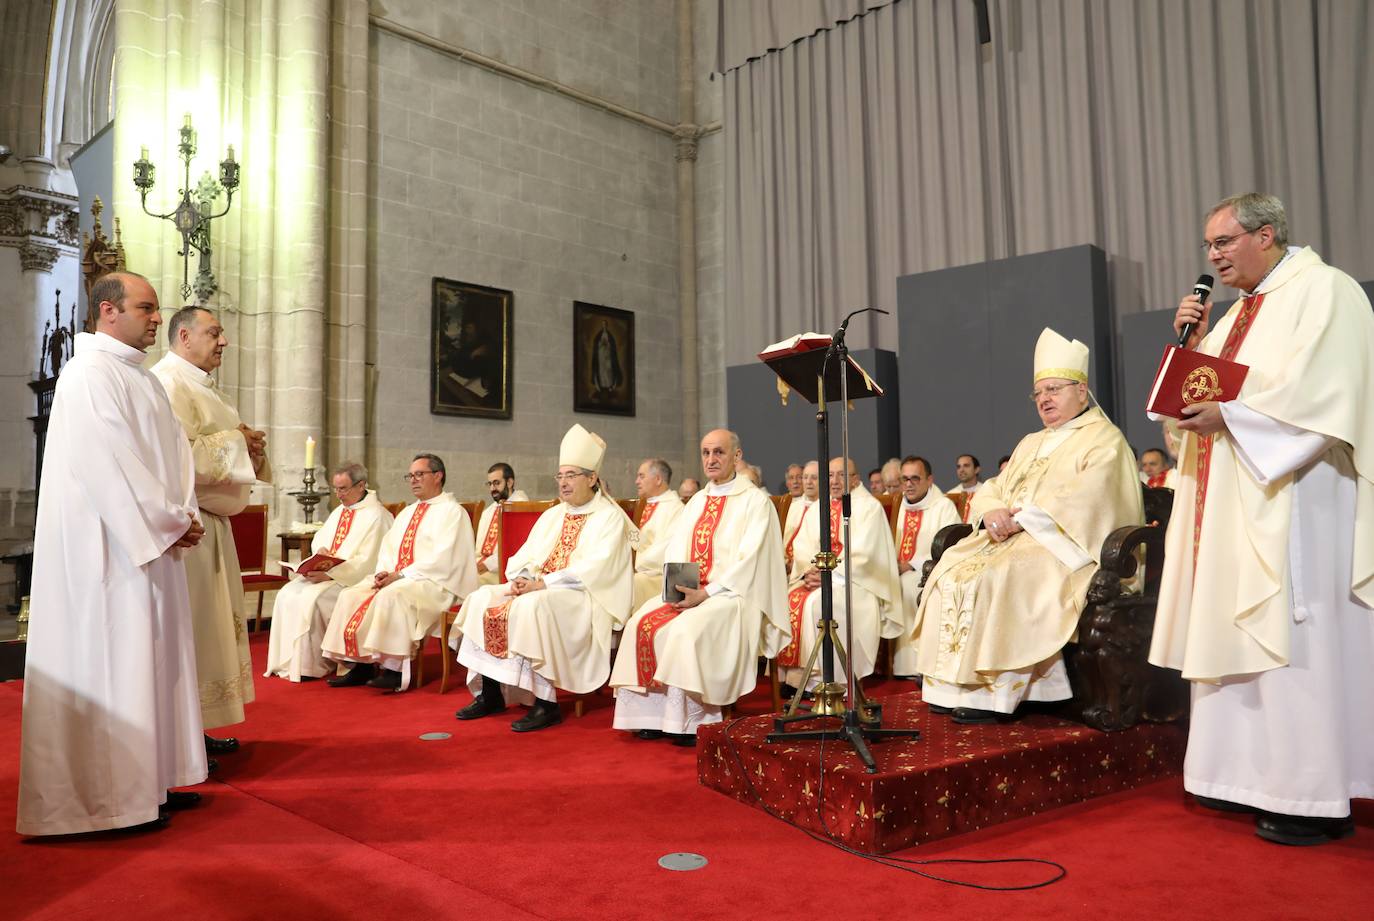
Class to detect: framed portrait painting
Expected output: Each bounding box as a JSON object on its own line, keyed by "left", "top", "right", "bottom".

{"left": 431, "top": 278, "right": 513, "bottom": 419}
{"left": 573, "top": 301, "right": 635, "bottom": 416}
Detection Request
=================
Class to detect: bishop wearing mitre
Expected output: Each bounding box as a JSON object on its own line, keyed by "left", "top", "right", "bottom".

{"left": 888, "top": 455, "right": 963, "bottom": 678}
{"left": 474, "top": 462, "right": 529, "bottom": 587}
{"left": 263, "top": 462, "right": 393, "bottom": 682}
{"left": 321, "top": 453, "right": 476, "bottom": 691}
{"left": 452, "top": 424, "right": 634, "bottom": 732}
{"left": 913, "top": 329, "right": 1142, "bottom": 723}
{"left": 778, "top": 457, "right": 902, "bottom": 693}
{"left": 610, "top": 429, "right": 789, "bottom": 745}
{"left": 630, "top": 457, "right": 685, "bottom": 608}
{"left": 152, "top": 306, "right": 272, "bottom": 749}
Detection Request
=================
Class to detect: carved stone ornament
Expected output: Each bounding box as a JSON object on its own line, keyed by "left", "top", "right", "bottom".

{"left": 0, "top": 185, "right": 79, "bottom": 273}
{"left": 20, "top": 240, "right": 60, "bottom": 272}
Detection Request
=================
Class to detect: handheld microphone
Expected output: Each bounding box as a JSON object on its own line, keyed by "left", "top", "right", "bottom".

{"left": 1177, "top": 274, "right": 1214, "bottom": 348}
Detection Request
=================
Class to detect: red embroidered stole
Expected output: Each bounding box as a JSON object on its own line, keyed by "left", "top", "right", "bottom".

{"left": 343, "top": 502, "right": 430, "bottom": 658}
{"left": 1192, "top": 294, "right": 1265, "bottom": 568}
{"left": 777, "top": 500, "right": 846, "bottom": 667}
{"left": 480, "top": 511, "right": 589, "bottom": 658}
{"left": 897, "top": 507, "right": 923, "bottom": 563}
{"left": 329, "top": 507, "right": 356, "bottom": 555}
{"left": 960, "top": 491, "right": 972, "bottom": 523}
{"left": 1146, "top": 473, "right": 1168, "bottom": 489}
{"left": 634, "top": 495, "right": 730, "bottom": 687}
{"left": 638, "top": 500, "right": 658, "bottom": 529}
{"left": 479, "top": 505, "right": 500, "bottom": 558}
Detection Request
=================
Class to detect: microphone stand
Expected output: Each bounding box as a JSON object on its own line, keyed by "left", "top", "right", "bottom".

{"left": 766, "top": 308, "right": 919, "bottom": 773}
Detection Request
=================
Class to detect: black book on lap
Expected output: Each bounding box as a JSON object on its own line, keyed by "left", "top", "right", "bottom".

{"left": 662, "top": 562, "right": 700, "bottom": 603}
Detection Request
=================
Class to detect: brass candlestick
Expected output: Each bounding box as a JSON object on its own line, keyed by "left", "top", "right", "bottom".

{"left": 288, "top": 467, "right": 326, "bottom": 524}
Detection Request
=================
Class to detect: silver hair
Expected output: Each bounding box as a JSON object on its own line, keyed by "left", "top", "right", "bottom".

{"left": 646, "top": 458, "right": 673, "bottom": 485}
{"left": 1207, "top": 193, "right": 1288, "bottom": 248}
{"left": 727, "top": 430, "right": 741, "bottom": 455}
{"left": 331, "top": 461, "right": 368, "bottom": 486}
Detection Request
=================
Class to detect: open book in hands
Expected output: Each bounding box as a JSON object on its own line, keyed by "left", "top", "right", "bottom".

{"left": 281, "top": 553, "right": 345, "bottom": 576}
{"left": 662, "top": 562, "right": 700, "bottom": 603}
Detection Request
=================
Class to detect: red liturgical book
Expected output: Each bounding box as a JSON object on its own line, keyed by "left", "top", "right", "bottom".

{"left": 282, "top": 553, "right": 345, "bottom": 575}
{"left": 1146, "top": 345, "right": 1249, "bottom": 419}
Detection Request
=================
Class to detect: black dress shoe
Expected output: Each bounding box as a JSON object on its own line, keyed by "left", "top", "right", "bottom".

{"left": 164, "top": 790, "right": 202, "bottom": 811}
{"left": 926, "top": 703, "right": 953, "bottom": 715}
{"left": 951, "top": 706, "right": 1013, "bottom": 725}
{"left": 510, "top": 702, "right": 563, "bottom": 733}
{"left": 670, "top": 733, "right": 697, "bottom": 747}
{"left": 366, "top": 669, "right": 403, "bottom": 691}
{"left": 635, "top": 729, "right": 665, "bottom": 740}
{"left": 204, "top": 735, "right": 239, "bottom": 754}
{"left": 455, "top": 693, "right": 506, "bottom": 720}
{"left": 327, "top": 663, "right": 376, "bottom": 687}
{"left": 126, "top": 812, "right": 172, "bottom": 832}
{"left": 1195, "top": 795, "right": 1258, "bottom": 814}
{"left": 207, "top": 758, "right": 219, "bottom": 774}
{"left": 1256, "top": 813, "right": 1355, "bottom": 846}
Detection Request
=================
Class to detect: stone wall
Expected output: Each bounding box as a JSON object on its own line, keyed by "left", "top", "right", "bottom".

{"left": 366, "top": 1, "right": 685, "bottom": 504}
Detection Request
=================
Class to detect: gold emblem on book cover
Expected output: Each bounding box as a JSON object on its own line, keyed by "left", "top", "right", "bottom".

{"left": 1181, "top": 365, "right": 1223, "bottom": 404}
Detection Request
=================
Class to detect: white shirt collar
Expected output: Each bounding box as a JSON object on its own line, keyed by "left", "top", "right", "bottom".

{"left": 79, "top": 331, "right": 148, "bottom": 365}
{"left": 163, "top": 349, "right": 216, "bottom": 385}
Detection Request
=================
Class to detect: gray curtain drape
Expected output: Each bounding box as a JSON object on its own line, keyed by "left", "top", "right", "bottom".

{"left": 723, "top": 0, "right": 1374, "bottom": 364}
{"left": 715, "top": 0, "right": 896, "bottom": 73}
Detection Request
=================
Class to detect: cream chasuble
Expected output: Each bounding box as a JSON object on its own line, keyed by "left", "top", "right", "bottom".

{"left": 890, "top": 489, "right": 964, "bottom": 676}
{"left": 264, "top": 490, "right": 392, "bottom": 681}
{"left": 452, "top": 491, "right": 634, "bottom": 697}
{"left": 1147, "top": 247, "right": 1374, "bottom": 817}
{"left": 782, "top": 496, "right": 815, "bottom": 576}
{"left": 610, "top": 474, "right": 790, "bottom": 708}
{"left": 322, "top": 492, "right": 476, "bottom": 682}
{"left": 18, "top": 333, "right": 207, "bottom": 836}
{"left": 474, "top": 489, "right": 529, "bottom": 586}
{"left": 152, "top": 351, "right": 273, "bottom": 729}
{"left": 914, "top": 406, "right": 1142, "bottom": 702}
{"left": 631, "top": 490, "right": 686, "bottom": 609}
{"left": 780, "top": 485, "right": 902, "bottom": 688}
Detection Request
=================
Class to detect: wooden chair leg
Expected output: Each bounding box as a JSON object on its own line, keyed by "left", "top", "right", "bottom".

{"left": 253, "top": 591, "right": 265, "bottom": 633}
{"left": 439, "top": 613, "right": 455, "bottom": 694}
{"left": 770, "top": 657, "right": 782, "bottom": 713}
{"left": 723, "top": 705, "right": 734, "bottom": 720}
{"left": 574, "top": 695, "right": 585, "bottom": 718}
{"left": 413, "top": 643, "right": 425, "bottom": 690}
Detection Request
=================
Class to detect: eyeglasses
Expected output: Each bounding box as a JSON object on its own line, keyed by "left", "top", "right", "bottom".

{"left": 402, "top": 471, "right": 436, "bottom": 482}
{"left": 1200, "top": 227, "right": 1261, "bottom": 254}
{"left": 553, "top": 471, "right": 590, "bottom": 483}
{"left": 898, "top": 475, "right": 924, "bottom": 484}
{"left": 1029, "top": 382, "right": 1076, "bottom": 402}
{"left": 331, "top": 482, "right": 361, "bottom": 494}
{"left": 485, "top": 479, "right": 506, "bottom": 489}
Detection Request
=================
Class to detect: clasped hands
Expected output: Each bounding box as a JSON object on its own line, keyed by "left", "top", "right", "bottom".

{"left": 173, "top": 514, "right": 205, "bottom": 550}
{"left": 372, "top": 570, "right": 403, "bottom": 590}
{"left": 508, "top": 576, "right": 547, "bottom": 596}
{"left": 983, "top": 508, "right": 1024, "bottom": 543}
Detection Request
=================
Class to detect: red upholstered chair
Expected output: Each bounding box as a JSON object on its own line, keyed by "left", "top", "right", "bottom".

{"left": 229, "top": 504, "right": 289, "bottom": 632}
{"left": 497, "top": 500, "right": 556, "bottom": 581}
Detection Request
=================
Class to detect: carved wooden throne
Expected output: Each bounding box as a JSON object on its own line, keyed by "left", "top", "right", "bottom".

{"left": 919, "top": 486, "right": 1187, "bottom": 731}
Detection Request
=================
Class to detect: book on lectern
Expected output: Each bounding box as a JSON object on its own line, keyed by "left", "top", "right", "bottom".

{"left": 1145, "top": 345, "right": 1249, "bottom": 420}
{"left": 281, "top": 552, "right": 345, "bottom": 575}
{"left": 662, "top": 562, "right": 700, "bottom": 603}
{"left": 758, "top": 332, "right": 883, "bottom": 405}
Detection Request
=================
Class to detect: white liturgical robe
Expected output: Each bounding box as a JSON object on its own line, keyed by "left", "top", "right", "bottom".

{"left": 631, "top": 490, "right": 685, "bottom": 609}
{"left": 782, "top": 496, "right": 814, "bottom": 577}
{"left": 610, "top": 475, "right": 789, "bottom": 735}
{"left": 322, "top": 492, "right": 477, "bottom": 686}
{"left": 264, "top": 490, "right": 392, "bottom": 681}
{"left": 453, "top": 491, "right": 634, "bottom": 701}
{"left": 474, "top": 489, "right": 529, "bottom": 586}
{"left": 889, "top": 489, "right": 964, "bottom": 677}
{"left": 1149, "top": 247, "right": 1374, "bottom": 817}
{"left": 152, "top": 351, "right": 272, "bottom": 729}
{"left": 780, "top": 486, "right": 902, "bottom": 690}
{"left": 18, "top": 333, "right": 206, "bottom": 836}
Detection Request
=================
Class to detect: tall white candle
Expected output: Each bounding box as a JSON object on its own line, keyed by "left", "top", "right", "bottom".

{"left": 304, "top": 435, "right": 315, "bottom": 470}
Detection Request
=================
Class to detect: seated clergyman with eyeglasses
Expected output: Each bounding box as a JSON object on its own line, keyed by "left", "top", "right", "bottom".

{"left": 320, "top": 453, "right": 478, "bottom": 691}
{"left": 450, "top": 425, "right": 634, "bottom": 732}
{"left": 911, "top": 329, "right": 1143, "bottom": 724}
{"left": 264, "top": 462, "right": 394, "bottom": 681}
{"left": 886, "top": 456, "right": 963, "bottom": 680}
{"left": 474, "top": 462, "right": 529, "bottom": 587}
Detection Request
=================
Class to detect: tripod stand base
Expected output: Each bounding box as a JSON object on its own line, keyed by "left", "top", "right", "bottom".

{"left": 767, "top": 709, "right": 920, "bottom": 774}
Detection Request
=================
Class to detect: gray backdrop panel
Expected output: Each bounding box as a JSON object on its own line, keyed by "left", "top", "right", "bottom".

{"left": 726, "top": 348, "right": 900, "bottom": 492}
{"left": 895, "top": 245, "right": 1111, "bottom": 484}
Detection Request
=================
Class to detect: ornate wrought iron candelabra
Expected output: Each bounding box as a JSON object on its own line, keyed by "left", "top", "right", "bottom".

{"left": 132, "top": 114, "right": 240, "bottom": 303}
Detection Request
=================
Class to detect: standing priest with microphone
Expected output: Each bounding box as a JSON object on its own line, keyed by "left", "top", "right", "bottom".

{"left": 1150, "top": 193, "right": 1374, "bottom": 846}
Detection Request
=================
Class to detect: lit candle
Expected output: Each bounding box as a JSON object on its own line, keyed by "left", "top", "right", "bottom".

{"left": 184, "top": 113, "right": 192, "bottom": 127}
{"left": 304, "top": 435, "right": 315, "bottom": 470}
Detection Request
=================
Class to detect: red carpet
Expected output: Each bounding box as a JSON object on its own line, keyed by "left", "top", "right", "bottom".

{"left": 1, "top": 634, "right": 1371, "bottom": 920}
{"left": 699, "top": 694, "right": 1187, "bottom": 850}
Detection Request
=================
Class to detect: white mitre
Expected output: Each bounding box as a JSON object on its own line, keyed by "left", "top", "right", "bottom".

{"left": 1033, "top": 328, "right": 1089, "bottom": 384}
{"left": 560, "top": 423, "right": 606, "bottom": 473}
